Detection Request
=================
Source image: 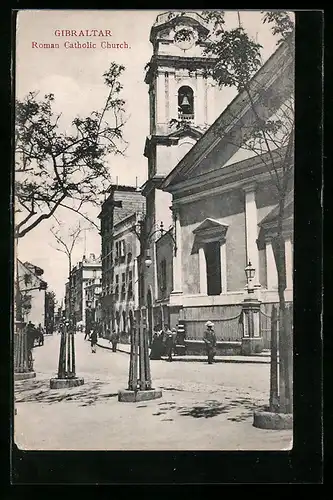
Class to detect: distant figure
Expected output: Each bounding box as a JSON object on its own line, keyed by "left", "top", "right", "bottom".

{"left": 150, "top": 330, "right": 163, "bottom": 360}
{"left": 203, "top": 321, "right": 217, "bottom": 364}
{"left": 105, "top": 327, "right": 111, "bottom": 341}
{"left": 26, "top": 321, "right": 36, "bottom": 369}
{"left": 90, "top": 327, "right": 98, "bottom": 353}
{"left": 110, "top": 330, "right": 119, "bottom": 352}
{"left": 164, "top": 325, "right": 175, "bottom": 362}
{"left": 84, "top": 324, "right": 90, "bottom": 340}
{"left": 37, "top": 323, "right": 44, "bottom": 346}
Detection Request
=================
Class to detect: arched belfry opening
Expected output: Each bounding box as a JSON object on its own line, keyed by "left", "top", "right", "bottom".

{"left": 178, "top": 86, "right": 194, "bottom": 122}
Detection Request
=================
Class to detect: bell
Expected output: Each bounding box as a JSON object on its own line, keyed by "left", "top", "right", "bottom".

{"left": 180, "top": 95, "right": 190, "bottom": 107}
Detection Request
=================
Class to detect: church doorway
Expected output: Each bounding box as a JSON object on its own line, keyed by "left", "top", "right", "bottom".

{"left": 205, "top": 241, "right": 222, "bottom": 296}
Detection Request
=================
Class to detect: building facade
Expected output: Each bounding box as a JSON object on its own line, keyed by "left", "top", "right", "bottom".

{"left": 85, "top": 274, "right": 102, "bottom": 330}
{"left": 16, "top": 260, "right": 47, "bottom": 327}
{"left": 67, "top": 253, "right": 102, "bottom": 328}
{"left": 158, "top": 38, "right": 294, "bottom": 345}
{"left": 98, "top": 185, "right": 145, "bottom": 338}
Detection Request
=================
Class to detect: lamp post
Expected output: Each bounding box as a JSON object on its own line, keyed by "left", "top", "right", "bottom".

{"left": 118, "top": 221, "right": 176, "bottom": 402}
{"left": 50, "top": 258, "right": 84, "bottom": 389}
{"left": 241, "top": 261, "right": 263, "bottom": 355}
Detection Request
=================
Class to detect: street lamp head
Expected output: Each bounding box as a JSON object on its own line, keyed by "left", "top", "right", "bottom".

{"left": 245, "top": 261, "right": 255, "bottom": 281}
{"left": 145, "top": 252, "right": 152, "bottom": 268}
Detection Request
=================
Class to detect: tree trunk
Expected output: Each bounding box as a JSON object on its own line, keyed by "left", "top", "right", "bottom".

{"left": 270, "top": 305, "right": 279, "bottom": 411}
{"left": 276, "top": 198, "right": 292, "bottom": 414}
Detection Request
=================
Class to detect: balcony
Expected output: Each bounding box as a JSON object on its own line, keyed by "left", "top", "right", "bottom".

{"left": 177, "top": 112, "right": 194, "bottom": 123}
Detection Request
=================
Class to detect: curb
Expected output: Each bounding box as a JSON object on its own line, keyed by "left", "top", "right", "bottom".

{"left": 97, "top": 343, "right": 270, "bottom": 363}
{"left": 97, "top": 342, "right": 129, "bottom": 355}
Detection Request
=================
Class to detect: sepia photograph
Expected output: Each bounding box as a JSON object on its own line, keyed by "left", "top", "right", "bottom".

{"left": 13, "top": 9, "right": 295, "bottom": 452}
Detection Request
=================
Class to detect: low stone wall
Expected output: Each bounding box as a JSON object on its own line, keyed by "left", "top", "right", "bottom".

{"left": 182, "top": 340, "right": 242, "bottom": 356}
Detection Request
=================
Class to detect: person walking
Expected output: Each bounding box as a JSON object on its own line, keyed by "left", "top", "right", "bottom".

{"left": 26, "top": 321, "right": 36, "bottom": 370}
{"left": 150, "top": 330, "right": 163, "bottom": 360}
{"left": 90, "top": 326, "right": 98, "bottom": 353}
{"left": 164, "top": 325, "right": 176, "bottom": 362}
{"left": 203, "top": 321, "right": 217, "bottom": 364}
{"left": 110, "top": 330, "right": 119, "bottom": 352}
{"left": 37, "top": 323, "right": 44, "bottom": 346}
{"left": 84, "top": 324, "right": 90, "bottom": 341}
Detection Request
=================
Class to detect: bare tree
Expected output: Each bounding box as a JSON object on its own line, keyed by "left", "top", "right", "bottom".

{"left": 50, "top": 222, "right": 86, "bottom": 322}
{"left": 15, "top": 62, "right": 127, "bottom": 239}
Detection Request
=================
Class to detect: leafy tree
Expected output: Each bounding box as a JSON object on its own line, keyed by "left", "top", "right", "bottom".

{"left": 166, "top": 10, "right": 295, "bottom": 412}
{"left": 15, "top": 62, "right": 127, "bottom": 238}
{"left": 200, "top": 10, "right": 295, "bottom": 413}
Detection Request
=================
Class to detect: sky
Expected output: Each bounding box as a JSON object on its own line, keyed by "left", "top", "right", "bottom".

{"left": 15, "top": 9, "right": 288, "bottom": 304}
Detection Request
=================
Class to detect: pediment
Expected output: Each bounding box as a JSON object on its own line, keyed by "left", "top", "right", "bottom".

{"left": 193, "top": 218, "right": 229, "bottom": 234}
{"left": 191, "top": 218, "right": 229, "bottom": 253}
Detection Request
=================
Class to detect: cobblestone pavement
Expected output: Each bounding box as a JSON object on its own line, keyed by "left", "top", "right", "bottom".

{"left": 14, "top": 334, "right": 293, "bottom": 451}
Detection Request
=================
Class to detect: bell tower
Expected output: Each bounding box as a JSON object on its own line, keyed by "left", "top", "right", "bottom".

{"left": 142, "top": 11, "right": 218, "bottom": 308}
{"left": 143, "top": 11, "right": 217, "bottom": 220}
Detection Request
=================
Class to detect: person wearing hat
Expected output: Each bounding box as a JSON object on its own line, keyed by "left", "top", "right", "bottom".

{"left": 164, "top": 325, "right": 176, "bottom": 362}
{"left": 203, "top": 321, "right": 217, "bottom": 364}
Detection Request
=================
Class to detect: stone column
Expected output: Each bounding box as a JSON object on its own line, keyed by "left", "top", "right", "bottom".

{"left": 199, "top": 246, "right": 207, "bottom": 295}
{"left": 169, "top": 70, "right": 177, "bottom": 122}
{"left": 156, "top": 69, "right": 166, "bottom": 128}
{"left": 220, "top": 241, "right": 227, "bottom": 293}
{"left": 266, "top": 237, "right": 278, "bottom": 290}
{"left": 244, "top": 184, "right": 259, "bottom": 282}
{"left": 241, "top": 296, "right": 263, "bottom": 355}
{"left": 196, "top": 69, "right": 205, "bottom": 127}
{"left": 285, "top": 237, "right": 293, "bottom": 290}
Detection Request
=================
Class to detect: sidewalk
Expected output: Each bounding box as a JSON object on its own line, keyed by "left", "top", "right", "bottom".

{"left": 97, "top": 338, "right": 271, "bottom": 364}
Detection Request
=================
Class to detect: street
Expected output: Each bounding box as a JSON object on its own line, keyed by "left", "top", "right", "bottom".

{"left": 14, "top": 334, "right": 293, "bottom": 451}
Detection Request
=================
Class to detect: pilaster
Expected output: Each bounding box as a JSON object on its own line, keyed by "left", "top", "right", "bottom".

{"left": 243, "top": 183, "right": 260, "bottom": 284}
{"left": 199, "top": 246, "right": 207, "bottom": 295}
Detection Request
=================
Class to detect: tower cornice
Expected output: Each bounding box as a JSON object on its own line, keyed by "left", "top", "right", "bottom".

{"left": 144, "top": 55, "right": 216, "bottom": 85}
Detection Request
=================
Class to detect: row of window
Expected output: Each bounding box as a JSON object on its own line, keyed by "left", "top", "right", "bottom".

{"left": 102, "top": 239, "right": 131, "bottom": 269}
{"left": 102, "top": 270, "right": 133, "bottom": 301}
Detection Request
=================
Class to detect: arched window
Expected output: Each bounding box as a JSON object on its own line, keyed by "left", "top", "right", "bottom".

{"left": 178, "top": 86, "right": 194, "bottom": 122}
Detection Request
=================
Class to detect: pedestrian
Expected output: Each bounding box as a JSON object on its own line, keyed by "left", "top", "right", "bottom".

{"left": 90, "top": 326, "right": 98, "bottom": 353}
{"left": 110, "top": 330, "right": 119, "bottom": 352}
{"left": 26, "top": 321, "right": 36, "bottom": 369}
{"left": 37, "top": 323, "right": 44, "bottom": 346}
{"left": 84, "top": 324, "right": 90, "bottom": 340}
{"left": 150, "top": 329, "right": 163, "bottom": 360}
{"left": 203, "top": 321, "right": 217, "bottom": 364}
{"left": 164, "top": 325, "right": 175, "bottom": 362}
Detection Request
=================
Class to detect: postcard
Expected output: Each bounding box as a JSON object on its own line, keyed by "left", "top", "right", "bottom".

{"left": 14, "top": 9, "right": 295, "bottom": 453}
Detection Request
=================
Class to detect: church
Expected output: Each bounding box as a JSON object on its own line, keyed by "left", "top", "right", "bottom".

{"left": 140, "top": 11, "right": 294, "bottom": 345}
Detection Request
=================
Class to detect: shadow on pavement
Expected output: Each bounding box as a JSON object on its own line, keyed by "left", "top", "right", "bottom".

{"left": 15, "top": 378, "right": 118, "bottom": 407}
{"left": 176, "top": 398, "right": 268, "bottom": 420}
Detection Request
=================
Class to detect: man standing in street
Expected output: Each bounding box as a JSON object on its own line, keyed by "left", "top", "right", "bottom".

{"left": 203, "top": 321, "right": 217, "bottom": 364}
{"left": 90, "top": 325, "right": 98, "bottom": 353}
{"left": 164, "top": 325, "right": 176, "bottom": 362}
{"left": 84, "top": 323, "right": 90, "bottom": 340}
{"left": 110, "top": 330, "right": 119, "bottom": 352}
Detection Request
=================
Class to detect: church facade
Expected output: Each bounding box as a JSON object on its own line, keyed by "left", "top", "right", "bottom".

{"left": 156, "top": 36, "right": 294, "bottom": 345}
